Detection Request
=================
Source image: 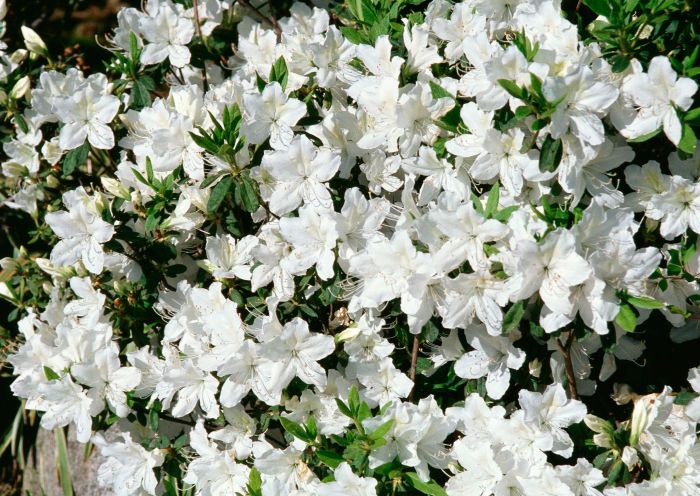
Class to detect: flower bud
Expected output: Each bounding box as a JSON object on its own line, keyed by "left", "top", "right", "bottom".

{"left": 11, "top": 49, "right": 28, "bottom": 65}
{"left": 21, "top": 26, "right": 48, "bottom": 56}
{"left": 0, "top": 281, "right": 16, "bottom": 301}
{"left": 45, "top": 175, "right": 60, "bottom": 189}
{"left": 10, "top": 75, "right": 31, "bottom": 100}
{"left": 101, "top": 177, "right": 131, "bottom": 200}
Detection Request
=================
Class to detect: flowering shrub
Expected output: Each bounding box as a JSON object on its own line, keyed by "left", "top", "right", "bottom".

{"left": 2, "top": 0, "right": 700, "bottom": 494}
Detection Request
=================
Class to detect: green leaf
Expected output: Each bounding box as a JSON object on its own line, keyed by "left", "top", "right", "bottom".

{"left": 131, "top": 79, "right": 151, "bottom": 109}
{"left": 539, "top": 135, "right": 563, "bottom": 173}
{"left": 62, "top": 142, "right": 90, "bottom": 176}
{"left": 279, "top": 417, "right": 310, "bottom": 442}
{"left": 674, "top": 391, "right": 700, "bottom": 405}
{"left": 239, "top": 175, "right": 260, "bottom": 213}
{"left": 144, "top": 213, "right": 159, "bottom": 233}
{"left": 405, "top": 472, "right": 448, "bottom": 496}
{"left": 339, "top": 27, "right": 365, "bottom": 44}
{"left": 485, "top": 182, "right": 500, "bottom": 218}
{"left": 335, "top": 398, "right": 353, "bottom": 419}
{"left": 316, "top": 450, "right": 344, "bottom": 468}
{"left": 497, "top": 79, "right": 525, "bottom": 99}
{"left": 269, "top": 56, "right": 289, "bottom": 91}
{"left": 15, "top": 113, "right": 29, "bottom": 134}
{"left": 494, "top": 205, "right": 519, "bottom": 222}
{"left": 148, "top": 408, "right": 160, "bottom": 431}
{"left": 207, "top": 175, "right": 233, "bottom": 213}
{"left": 610, "top": 54, "right": 630, "bottom": 73}
{"left": 200, "top": 171, "right": 226, "bottom": 189}
{"left": 678, "top": 124, "right": 697, "bottom": 155}
{"left": 583, "top": 0, "right": 612, "bottom": 17}
{"left": 530, "top": 73, "right": 544, "bottom": 99}
{"left": 502, "top": 300, "right": 526, "bottom": 333}
{"left": 627, "top": 295, "right": 665, "bottom": 310}
{"left": 129, "top": 32, "right": 140, "bottom": 64}
{"left": 55, "top": 428, "right": 74, "bottom": 496}
{"left": 368, "top": 419, "right": 394, "bottom": 441}
{"left": 626, "top": 127, "right": 662, "bottom": 142}
{"left": 247, "top": 468, "right": 263, "bottom": 496}
{"left": 615, "top": 302, "right": 637, "bottom": 332}
{"left": 429, "top": 81, "right": 453, "bottom": 100}
{"left": 685, "top": 107, "right": 700, "bottom": 125}
{"left": 43, "top": 366, "right": 61, "bottom": 381}
{"left": 348, "top": 385, "right": 361, "bottom": 414}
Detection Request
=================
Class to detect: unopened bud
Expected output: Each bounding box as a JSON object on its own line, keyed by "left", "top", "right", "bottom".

{"left": 21, "top": 26, "right": 47, "bottom": 56}
{"left": 10, "top": 75, "right": 30, "bottom": 99}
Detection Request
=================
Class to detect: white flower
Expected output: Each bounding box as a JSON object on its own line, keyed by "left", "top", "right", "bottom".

{"left": 262, "top": 317, "right": 335, "bottom": 390}
{"left": 218, "top": 339, "right": 285, "bottom": 407}
{"left": 242, "top": 82, "right": 306, "bottom": 150}
{"left": 544, "top": 67, "right": 619, "bottom": 147}
{"left": 261, "top": 134, "right": 340, "bottom": 215}
{"left": 620, "top": 56, "right": 698, "bottom": 145}
{"left": 647, "top": 175, "right": 700, "bottom": 239}
{"left": 518, "top": 383, "right": 587, "bottom": 457}
{"left": 54, "top": 85, "right": 120, "bottom": 150}
{"left": 202, "top": 234, "right": 258, "bottom": 280}
{"left": 322, "top": 462, "right": 377, "bottom": 496}
{"left": 280, "top": 204, "right": 339, "bottom": 280}
{"left": 514, "top": 230, "right": 593, "bottom": 315}
{"left": 470, "top": 128, "right": 540, "bottom": 196}
{"left": 93, "top": 432, "right": 164, "bottom": 496}
{"left": 139, "top": 0, "right": 194, "bottom": 68}
{"left": 36, "top": 375, "right": 99, "bottom": 443}
{"left": 453, "top": 325, "right": 526, "bottom": 399}
{"left": 71, "top": 346, "right": 141, "bottom": 417}
{"left": 45, "top": 187, "right": 115, "bottom": 274}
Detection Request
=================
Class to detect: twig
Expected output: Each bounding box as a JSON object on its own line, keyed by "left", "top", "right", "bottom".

{"left": 192, "top": 0, "right": 209, "bottom": 92}
{"left": 408, "top": 336, "right": 420, "bottom": 401}
{"left": 235, "top": 0, "right": 282, "bottom": 41}
{"left": 556, "top": 331, "right": 578, "bottom": 400}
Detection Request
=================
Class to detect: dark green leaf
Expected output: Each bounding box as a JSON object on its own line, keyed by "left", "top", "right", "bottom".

{"left": 502, "top": 300, "right": 526, "bottom": 333}
{"left": 62, "top": 142, "right": 90, "bottom": 176}
{"left": 131, "top": 79, "right": 151, "bottom": 109}
{"left": 239, "top": 175, "right": 260, "bottom": 213}
{"left": 269, "top": 56, "right": 289, "bottom": 91}
{"left": 207, "top": 175, "right": 233, "bottom": 213}
{"left": 497, "top": 79, "right": 524, "bottom": 99}
{"left": 539, "top": 135, "right": 563, "bottom": 173}
{"left": 279, "top": 417, "right": 310, "bottom": 442}
{"left": 316, "top": 450, "right": 344, "bottom": 468}
{"left": 583, "top": 0, "right": 612, "bottom": 17}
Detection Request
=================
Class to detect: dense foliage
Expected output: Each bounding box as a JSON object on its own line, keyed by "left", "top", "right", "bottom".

{"left": 2, "top": 0, "right": 700, "bottom": 494}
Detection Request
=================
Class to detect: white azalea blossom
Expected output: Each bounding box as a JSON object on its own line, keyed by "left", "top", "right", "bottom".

{"left": 4, "top": 1, "right": 700, "bottom": 495}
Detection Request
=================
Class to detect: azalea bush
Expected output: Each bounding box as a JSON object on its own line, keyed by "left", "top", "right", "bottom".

{"left": 2, "top": 0, "right": 700, "bottom": 494}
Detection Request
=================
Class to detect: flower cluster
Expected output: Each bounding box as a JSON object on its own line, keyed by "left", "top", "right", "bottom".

{"left": 2, "top": 0, "right": 700, "bottom": 495}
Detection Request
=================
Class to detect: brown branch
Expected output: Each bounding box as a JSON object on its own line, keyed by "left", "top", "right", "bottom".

{"left": 192, "top": 0, "right": 209, "bottom": 92}
{"left": 235, "top": 0, "right": 282, "bottom": 41}
{"left": 556, "top": 331, "right": 578, "bottom": 400}
{"left": 409, "top": 336, "right": 420, "bottom": 401}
